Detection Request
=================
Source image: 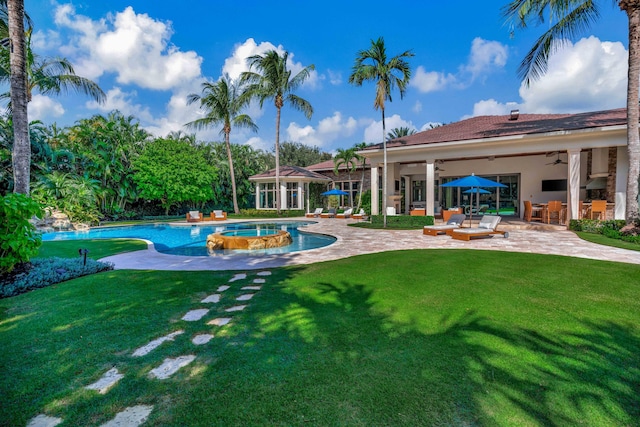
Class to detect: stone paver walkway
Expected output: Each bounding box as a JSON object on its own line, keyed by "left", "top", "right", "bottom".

{"left": 101, "top": 217, "right": 640, "bottom": 270}
{"left": 27, "top": 270, "right": 271, "bottom": 426}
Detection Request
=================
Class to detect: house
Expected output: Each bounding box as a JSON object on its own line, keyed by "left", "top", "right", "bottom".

{"left": 249, "top": 107, "right": 632, "bottom": 220}
{"left": 358, "top": 108, "right": 630, "bottom": 220}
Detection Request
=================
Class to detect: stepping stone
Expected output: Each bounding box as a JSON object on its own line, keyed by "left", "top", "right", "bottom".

{"left": 241, "top": 285, "right": 261, "bottom": 291}
{"left": 149, "top": 355, "right": 196, "bottom": 379}
{"left": 229, "top": 273, "right": 246, "bottom": 282}
{"left": 236, "top": 294, "right": 254, "bottom": 301}
{"left": 26, "top": 414, "right": 63, "bottom": 427}
{"left": 85, "top": 368, "right": 124, "bottom": 394}
{"left": 192, "top": 334, "right": 214, "bottom": 345}
{"left": 225, "top": 305, "right": 247, "bottom": 312}
{"left": 207, "top": 317, "right": 232, "bottom": 326}
{"left": 132, "top": 330, "right": 184, "bottom": 357}
{"left": 181, "top": 309, "right": 209, "bottom": 321}
{"left": 201, "top": 294, "right": 221, "bottom": 303}
{"left": 253, "top": 278, "right": 266, "bottom": 284}
{"left": 257, "top": 271, "right": 272, "bottom": 276}
{"left": 99, "top": 405, "right": 153, "bottom": 427}
{"left": 217, "top": 285, "right": 230, "bottom": 292}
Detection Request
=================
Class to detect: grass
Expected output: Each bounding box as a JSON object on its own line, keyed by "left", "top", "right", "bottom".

{"left": 1, "top": 249, "right": 639, "bottom": 426}
{"left": 576, "top": 231, "right": 640, "bottom": 252}
{"left": 37, "top": 239, "right": 148, "bottom": 259}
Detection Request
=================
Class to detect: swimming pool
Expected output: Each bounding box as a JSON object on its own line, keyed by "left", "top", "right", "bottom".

{"left": 41, "top": 221, "right": 336, "bottom": 257}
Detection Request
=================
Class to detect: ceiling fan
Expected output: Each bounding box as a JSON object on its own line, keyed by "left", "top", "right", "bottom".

{"left": 546, "top": 152, "right": 567, "bottom": 166}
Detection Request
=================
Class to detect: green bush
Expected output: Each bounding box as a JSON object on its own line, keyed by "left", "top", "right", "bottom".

{"left": 0, "top": 256, "right": 114, "bottom": 298}
{"left": 0, "top": 194, "right": 43, "bottom": 274}
{"left": 370, "top": 214, "right": 434, "bottom": 228}
{"left": 239, "top": 209, "right": 305, "bottom": 218}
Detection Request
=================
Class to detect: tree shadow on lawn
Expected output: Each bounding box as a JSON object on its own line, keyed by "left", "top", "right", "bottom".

{"left": 201, "top": 278, "right": 640, "bottom": 426}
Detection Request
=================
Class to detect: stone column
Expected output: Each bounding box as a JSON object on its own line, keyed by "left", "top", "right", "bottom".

{"left": 567, "top": 149, "right": 581, "bottom": 222}
{"left": 371, "top": 165, "right": 379, "bottom": 215}
{"left": 255, "top": 183, "right": 261, "bottom": 209}
{"left": 426, "top": 160, "right": 435, "bottom": 216}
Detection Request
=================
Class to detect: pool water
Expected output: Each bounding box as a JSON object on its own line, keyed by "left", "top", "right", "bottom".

{"left": 41, "top": 221, "right": 336, "bottom": 257}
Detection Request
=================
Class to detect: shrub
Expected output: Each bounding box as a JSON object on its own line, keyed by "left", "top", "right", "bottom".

{"left": 239, "top": 209, "right": 305, "bottom": 218}
{"left": 0, "top": 193, "right": 43, "bottom": 274}
{"left": 0, "top": 256, "right": 114, "bottom": 298}
{"left": 370, "top": 214, "right": 434, "bottom": 228}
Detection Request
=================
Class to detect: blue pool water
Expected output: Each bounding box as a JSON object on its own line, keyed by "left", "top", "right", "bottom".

{"left": 41, "top": 221, "right": 336, "bottom": 257}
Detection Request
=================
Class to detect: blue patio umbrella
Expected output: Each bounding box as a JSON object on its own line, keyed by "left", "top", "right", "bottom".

{"left": 463, "top": 188, "right": 491, "bottom": 194}
{"left": 321, "top": 188, "right": 349, "bottom": 196}
{"left": 441, "top": 174, "right": 507, "bottom": 226}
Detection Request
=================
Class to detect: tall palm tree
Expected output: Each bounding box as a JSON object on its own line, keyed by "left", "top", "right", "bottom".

{"left": 503, "top": 0, "right": 640, "bottom": 223}
{"left": 186, "top": 74, "right": 258, "bottom": 214}
{"left": 333, "top": 147, "right": 360, "bottom": 207}
{"left": 387, "top": 126, "right": 416, "bottom": 140}
{"left": 241, "top": 50, "right": 315, "bottom": 214}
{"left": 6, "top": 0, "right": 28, "bottom": 194}
{"left": 349, "top": 37, "right": 413, "bottom": 227}
{"left": 354, "top": 141, "right": 369, "bottom": 211}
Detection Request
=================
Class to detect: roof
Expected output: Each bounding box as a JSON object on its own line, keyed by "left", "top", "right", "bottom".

{"left": 363, "top": 108, "right": 627, "bottom": 150}
{"left": 306, "top": 158, "right": 371, "bottom": 172}
{"left": 249, "top": 165, "right": 332, "bottom": 182}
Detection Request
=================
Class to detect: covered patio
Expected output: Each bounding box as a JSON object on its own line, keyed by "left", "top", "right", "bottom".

{"left": 359, "top": 108, "right": 631, "bottom": 223}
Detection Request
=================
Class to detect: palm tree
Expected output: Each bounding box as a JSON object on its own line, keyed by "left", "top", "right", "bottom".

{"left": 5, "top": 0, "right": 28, "bottom": 194}
{"left": 186, "top": 74, "right": 257, "bottom": 214}
{"left": 333, "top": 147, "right": 360, "bottom": 207}
{"left": 241, "top": 50, "right": 315, "bottom": 214}
{"left": 387, "top": 126, "right": 416, "bottom": 140}
{"left": 354, "top": 142, "right": 369, "bottom": 210}
{"left": 503, "top": 0, "right": 640, "bottom": 223}
{"left": 349, "top": 37, "right": 413, "bottom": 227}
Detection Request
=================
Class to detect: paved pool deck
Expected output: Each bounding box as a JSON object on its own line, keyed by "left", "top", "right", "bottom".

{"left": 100, "top": 217, "right": 640, "bottom": 270}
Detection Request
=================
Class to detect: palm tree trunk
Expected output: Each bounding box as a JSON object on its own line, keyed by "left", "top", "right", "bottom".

{"left": 226, "top": 131, "right": 240, "bottom": 214}
{"left": 275, "top": 106, "right": 281, "bottom": 215}
{"left": 624, "top": 2, "right": 640, "bottom": 223}
{"left": 381, "top": 108, "right": 387, "bottom": 228}
{"left": 8, "top": 0, "right": 30, "bottom": 195}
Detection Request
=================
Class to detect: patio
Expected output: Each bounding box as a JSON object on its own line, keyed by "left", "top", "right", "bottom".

{"left": 101, "top": 217, "right": 640, "bottom": 270}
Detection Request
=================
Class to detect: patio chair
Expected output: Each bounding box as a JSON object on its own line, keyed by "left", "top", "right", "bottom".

{"left": 423, "top": 213, "right": 466, "bottom": 236}
{"left": 450, "top": 215, "right": 509, "bottom": 241}
{"left": 320, "top": 208, "right": 336, "bottom": 218}
{"left": 590, "top": 200, "right": 607, "bottom": 220}
{"left": 336, "top": 208, "right": 353, "bottom": 219}
{"left": 523, "top": 200, "right": 543, "bottom": 222}
{"left": 210, "top": 210, "right": 227, "bottom": 221}
{"left": 305, "top": 207, "right": 324, "bottom": 218}
{"left": 186, "top": 211, "right": 202, "bottom": 222}
{"left": 352, "top": 209, "right": 367, "bottom": 220}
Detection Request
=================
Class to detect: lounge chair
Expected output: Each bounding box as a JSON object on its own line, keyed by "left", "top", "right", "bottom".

{"left": 186, "top": 211, "right": 202, "bottom": 222}
{"left": 210, "top": 210, "right": 227, "bottom": 221}
{"left": 320, "top": 208, "right": 336, "bottom": 218}
{"left": 422, "top": 214, "right": 466, "bottom": 236}
{"left": 305, "top": 207, "right": 324, "bottom": 218}
{"left": 336, "top": 208, "right": 353, "bottom": 219}
{"left": 450, "top": 215, "right": 509, "bottom": 241}
{"left": 352, "top": 209, "right": 367, "bottom": 220}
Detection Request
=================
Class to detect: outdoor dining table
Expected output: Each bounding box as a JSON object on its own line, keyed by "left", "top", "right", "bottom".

{"left": 533, "top": 202, "right": 614, "bottom": 222}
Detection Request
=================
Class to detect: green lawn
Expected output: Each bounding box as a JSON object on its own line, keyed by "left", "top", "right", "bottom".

{"left": 1, "top": 250, "right": 639, "bottom": 426}
{"left": 37, "top": 239, "right": 148, "bottom": 259}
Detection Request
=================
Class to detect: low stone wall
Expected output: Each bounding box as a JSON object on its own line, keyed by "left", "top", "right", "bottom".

{"left": 206, "top": 230, "right": 292, "bottom": 251}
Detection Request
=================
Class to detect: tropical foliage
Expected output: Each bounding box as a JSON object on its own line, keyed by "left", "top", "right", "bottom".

{"left": 186, "top": 75, "right": 257, "bottom": 214}
{"left": 0, "top": 192, "right": 41, "bottom": 274}
{"left": 279, "top": 141, "right": 331, "bottom": 167}
{"left": 349, "top": 37, "right": 413, "bottom": 227}
{"left": 387, "top": 126, "right": 416, "bottom": 139}
{"left": 503, "top": 0, "right": 640, "bottom": 223}
{"left": 133, "top": 137, "right": 218, "bottom": 215}
{"left": 241, "top": 50, "right": 315, "bottom": 213}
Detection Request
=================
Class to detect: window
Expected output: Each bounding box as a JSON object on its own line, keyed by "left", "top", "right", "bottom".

{"left": 286, "top": 183, "right": 298, "bottom": 209}
{"left": 336, "top": 181, "right": 359, "bottom": 206}
{"left": 259, "top": 183, "right": 276, "bottom": 209}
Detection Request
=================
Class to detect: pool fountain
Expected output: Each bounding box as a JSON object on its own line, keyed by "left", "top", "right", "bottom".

{"left": 206, "top": 229, "right": 292, "bottom": 250}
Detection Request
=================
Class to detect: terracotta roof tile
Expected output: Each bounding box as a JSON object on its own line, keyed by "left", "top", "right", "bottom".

{"left": 249, "top": 165, "right": 331, "bottom": 181}
{"left": 363, "top": 108, "right": 627, "bottom": 150}
{"left": 306, "top": 158, "right": 370, "bottom": 171}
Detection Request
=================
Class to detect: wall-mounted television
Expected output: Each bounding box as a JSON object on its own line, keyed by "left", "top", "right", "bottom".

{"left": 541, "top": 179, "right": 567, "bottom": 192}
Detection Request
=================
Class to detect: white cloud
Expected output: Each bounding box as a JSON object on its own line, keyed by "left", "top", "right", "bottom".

{"left": 463, "top": 37, "right": 508, "bottom": 80}
{"left": 31, "top": 29, "right": 62, "bottom": 52}
{"left": 327, "top": 69, "right": 342, "bottom": 85}
{"left": 363, "top": 114, "right": 416, "bottom": 143}
{"left": 411, "top": 66, "right": 457, "bottom": 93}
{"left": 413, "top": 101, "right": 423, "bottom": 113}
{"left": 469, "top": 36, "right": 627, "bottom": 116}
{"left": 54, "top": 4, "right": 202, "bottom": 90}
{"left": 411, "top": 38, "right": 508, "bottom": 93}
{"left": 246, "top": 136, "right": 272, "bottom": 152}
{"left": 222, "top": 38, "right": 319, "bottom": 89}
{"left": 286, "top": 111, "right": 358, "bottom": 148}
{"left": 28, "top": 95, "right": 65, "bottom": 121}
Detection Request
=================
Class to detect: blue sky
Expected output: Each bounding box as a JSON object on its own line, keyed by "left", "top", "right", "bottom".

{"left": 23, "top": 0, "right": 629, "bottom": 154}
